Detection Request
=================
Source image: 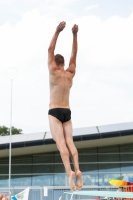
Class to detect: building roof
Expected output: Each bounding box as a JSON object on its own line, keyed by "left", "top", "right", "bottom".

{"left": 0, "top": 122, "right": 133, "bottom": 157}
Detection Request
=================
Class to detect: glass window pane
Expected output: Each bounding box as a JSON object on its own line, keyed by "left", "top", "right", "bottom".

{"left": 98, "top": 146, "right": 119, "bottom": 153}
{"left": 11, "top": 156, "right": 32, "bottom": 164}
{"left": 120, "top": 154, "right": 133, "bottom": 161}
{"left": 98, "top": 154, "right": 119, "bottom": 162}
{"left": 54, "top": 164, "right": 65, "bottom": 173}
{"left": 120, "top": 144, "right": 133, "bottom": 152}
{"left": 99, "top": 173, "right": 121, "bottom": 186}
{"left": 121, "top": 163, "right": 133, "bottom": 173}
{"left": 79, "top": 148, "right": 97, "bottom": 154}
{"left": 54, "top": 154, "right": 62, "bottom": 163}
{"left": 0, "top": 175, "right": 8, "bottom": 187}
{"left": 53, "top": 174, "right": 67, "bottom": 186}
{"left": 99, "top": 163, "right": 120, "bottom": 173}
{"left": 11, "top": 175, "right": 31, "bottom": 187}
{"left": 0, "top": 165, "right": 8, "bottom": 174}
{"left": 79, "top": 154, "right": 97, "bottom": 162}
{"left": 12, "top": 165, "right": 32, "bottom": 174}
{"left": 32, "top": 164, "right": 54, "bottom": 173}
{"left": 82, "top": 173, "right": 98, "bottom": 186}
{"left": 0, "top": 159, "right": 9, "bottom": 164}
{"left": 33, "top": 153, "right": 54, "bottom": 163}
{"left": 80, "top": 164, "right": 98, "bottom": 173}
{"left": 32, "top": 175, "right": 53, "bottom": 186}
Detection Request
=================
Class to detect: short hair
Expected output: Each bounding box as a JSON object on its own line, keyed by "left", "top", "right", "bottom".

{"left": 55, "top": 54, "right": 65, "bottom": 66}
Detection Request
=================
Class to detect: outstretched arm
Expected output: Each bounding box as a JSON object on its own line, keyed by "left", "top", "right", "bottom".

{"left": 67, "top": 24, "right": 78, "bottom": 75}
{"left": 48, "top": 21, "right": 66, "bottom": 71}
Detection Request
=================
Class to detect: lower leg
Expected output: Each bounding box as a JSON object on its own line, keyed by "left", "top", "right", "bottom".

{"left": 59, "top": 146, "right": 71, "bottom": 176}
{"left": 69, "top": 144, "right": 83, "bottom": 190}
{"left": 62, "top": 120, "right": 83, "bottom": 189}
{"left": 70, "top": 148, "right": 80, "bottom": 173}
{"left": 57, "top": 143, "right": 76, "bottom": 190}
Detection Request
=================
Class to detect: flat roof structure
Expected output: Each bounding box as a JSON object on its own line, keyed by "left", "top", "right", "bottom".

{"left": 0, "top": 122, "right": 133, "bottom": 158}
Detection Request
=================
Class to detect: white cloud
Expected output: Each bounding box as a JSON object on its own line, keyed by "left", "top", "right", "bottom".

{"left": 0, "top": 9, "right": 133, "bottom": 133}
{"left": 53, "top": 0, "right": 76, "bottom": 4}
{"left": 77, "top": 14, "right": 133, "bottom": 68}
{"left": 85, "top": 4, "right": 99, "bottom": 11}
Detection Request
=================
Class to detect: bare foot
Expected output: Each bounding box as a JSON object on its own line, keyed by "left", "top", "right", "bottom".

{"left": 68, "top": 171, "right": 76, "bottom": 191}
{"left": 76, "top": 170, "right": 83, "bottom": 190}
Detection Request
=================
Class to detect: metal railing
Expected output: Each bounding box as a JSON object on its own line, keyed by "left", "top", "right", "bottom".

{"left": 0, "top": 186, "right": 129, "bottom": 200}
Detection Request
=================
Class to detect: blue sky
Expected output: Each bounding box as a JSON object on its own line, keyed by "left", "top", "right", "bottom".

{"left": 0, "top": 0, "right": 133, "bottom": 133}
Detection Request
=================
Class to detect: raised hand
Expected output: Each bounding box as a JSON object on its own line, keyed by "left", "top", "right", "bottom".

{"left": 56, "top": 21, "right": 66, "bottom": 33}
{"left": 72, "top": 24, "right": 78, "bottom": 34}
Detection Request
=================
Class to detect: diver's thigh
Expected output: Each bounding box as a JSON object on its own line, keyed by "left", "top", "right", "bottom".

{"left": 63, "top": 120, "right": 73, "bottom": 141}
{"left": 48, "top": 115, "right": 64, "bottom": 143}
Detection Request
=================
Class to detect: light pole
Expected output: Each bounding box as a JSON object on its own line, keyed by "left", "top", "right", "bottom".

{"left": 5, "top": 68, "right": 18, "bottom": 200}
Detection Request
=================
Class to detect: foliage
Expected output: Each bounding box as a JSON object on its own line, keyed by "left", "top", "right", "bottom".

{"left": 0, "top": 126, "right": 22, "bottom": 136}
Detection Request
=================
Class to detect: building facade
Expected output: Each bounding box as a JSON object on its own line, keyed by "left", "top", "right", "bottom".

{"left": 0, "top": 122, "right": 133, "bottom": 188}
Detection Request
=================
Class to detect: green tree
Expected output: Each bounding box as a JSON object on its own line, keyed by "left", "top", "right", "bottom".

{"left": 12, "top": 127, "right": 22, "bottom": 135}
{"left": 0, "top": 126, "right": 22, "bottom": 136}
{"left": 0, "top": 126, "right": 8, "bottom": 136}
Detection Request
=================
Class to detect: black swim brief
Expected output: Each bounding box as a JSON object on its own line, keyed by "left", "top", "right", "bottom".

{"left": 48, "top": 108, "right": 71, "bottom": 123}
